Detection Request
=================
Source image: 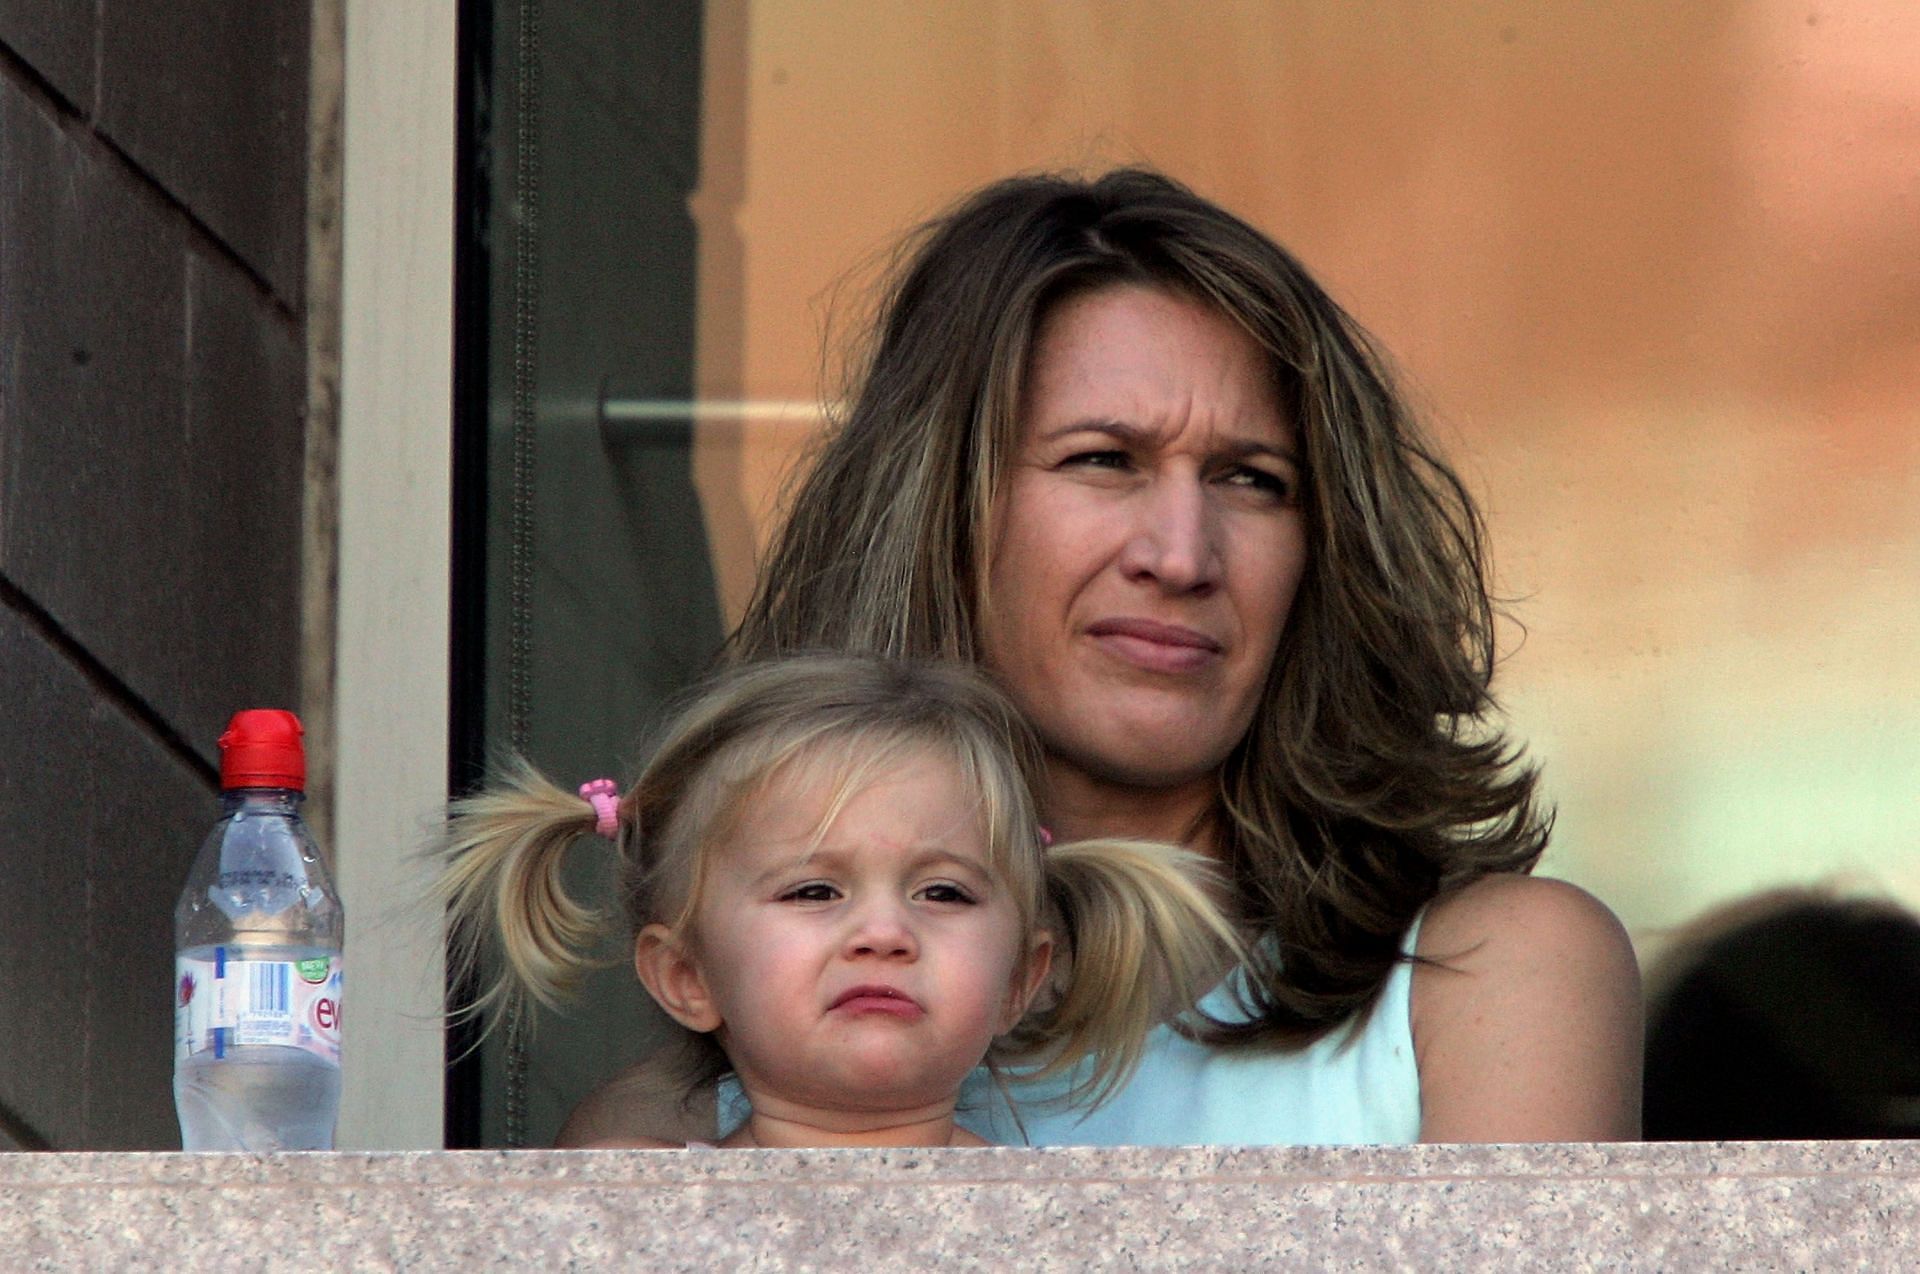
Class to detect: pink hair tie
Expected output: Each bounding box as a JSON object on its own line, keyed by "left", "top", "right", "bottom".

{"left": 1038, "top": 825, "right": 1055, "bottom": 847}
{"left": 579, "top": 779, "right": 621, "bottom": 840}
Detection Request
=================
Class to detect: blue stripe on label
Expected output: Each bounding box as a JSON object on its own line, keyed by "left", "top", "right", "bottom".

{"left": 252, "top": 962, "right": 289, "bottom": 1015}
{"left": 215, "top": 946, "right": 226, "bottom": 977}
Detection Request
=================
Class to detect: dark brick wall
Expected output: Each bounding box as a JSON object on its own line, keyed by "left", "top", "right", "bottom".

{"left": 0, "top": 7, "right": 310, "bottom": 1150}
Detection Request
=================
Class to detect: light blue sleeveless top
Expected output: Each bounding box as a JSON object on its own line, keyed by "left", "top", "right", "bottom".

{"left": 956, "top": 913, "right": 1424, "bottom": 1146}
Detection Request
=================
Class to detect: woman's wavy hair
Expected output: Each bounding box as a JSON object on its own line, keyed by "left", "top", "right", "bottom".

{"left": 731, "top": 167, "right": 1550, "bottom": 1046}
{"left": 437, "top": 654, "right": 1238, "bottom": 1107}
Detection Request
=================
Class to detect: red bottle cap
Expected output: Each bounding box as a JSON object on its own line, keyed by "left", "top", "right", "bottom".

{"left": 218, "top": 709, "right": 307, "bottom": 791}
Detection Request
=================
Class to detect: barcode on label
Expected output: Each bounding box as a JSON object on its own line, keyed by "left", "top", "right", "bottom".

{"left": 182, "top": 953, "right": 340, "bottom": 1063}
{"left": 249, "top": 961, "right": 290, "bottom": 1016}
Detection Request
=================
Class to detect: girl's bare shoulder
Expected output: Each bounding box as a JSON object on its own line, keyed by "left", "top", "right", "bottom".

{"left": 571, "top": 1134, "right": 685, "bottom": 1150}
{"left": 553, "top": 1062, "right": 718, "bottom": 1149}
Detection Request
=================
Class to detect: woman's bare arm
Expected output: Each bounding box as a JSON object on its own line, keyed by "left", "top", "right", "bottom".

{"left": 1412, "top": 873, "right": 1643, "bottom": 1142}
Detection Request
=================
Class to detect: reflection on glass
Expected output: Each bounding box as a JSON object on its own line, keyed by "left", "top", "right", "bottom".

{"left": 466, "top": 0, "right": 1920, "bottom": 1146}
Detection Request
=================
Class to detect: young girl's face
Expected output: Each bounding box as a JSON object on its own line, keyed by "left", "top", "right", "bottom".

{"left": 638, "top": 744, "right": 1051, "bottom": 1126}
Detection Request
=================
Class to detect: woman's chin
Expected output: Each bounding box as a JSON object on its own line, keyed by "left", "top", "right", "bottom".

{"left": 1030, "top": 698, "right": 1247, "bottom": 796}
{"left": 1046, "top": 735, "right": 1228, "bottom": 800}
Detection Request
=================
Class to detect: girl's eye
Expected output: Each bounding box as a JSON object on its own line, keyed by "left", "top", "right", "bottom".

{"left": 780, "top": 882, "right": 840, "bottom": 903}
{"left": 916, "top": 882, "right": 977, "bottom": 905}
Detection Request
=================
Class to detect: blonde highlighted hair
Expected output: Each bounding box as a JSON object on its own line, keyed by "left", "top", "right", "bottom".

{"left": 436, "top": 654, "right": 1239, "bottom": 1107}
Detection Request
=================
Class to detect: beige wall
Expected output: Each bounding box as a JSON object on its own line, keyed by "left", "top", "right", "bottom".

{"left": 686, "top": 1, "right": 1920, "bottom": 959}
{"left": 332, "top": 0, "right": 453, "bottom": 1150}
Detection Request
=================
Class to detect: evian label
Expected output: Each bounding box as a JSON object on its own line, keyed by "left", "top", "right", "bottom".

{"left": 175, "top": 948, "right": 342, "bottom": 1066}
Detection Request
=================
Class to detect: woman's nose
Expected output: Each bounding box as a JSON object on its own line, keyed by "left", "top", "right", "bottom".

{"left": 843, "top": 898, "right": 918, "bottom": 960}
{"left": 1118, "top": 472, "right": 1223, "bottom": 593}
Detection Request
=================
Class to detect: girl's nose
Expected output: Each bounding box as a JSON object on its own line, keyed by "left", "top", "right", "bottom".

{"left": 1118, "top": 472, "right": 1223, "bottom": 594}
{"left": 844, "top": 898, "right": 918, "bottom": 960}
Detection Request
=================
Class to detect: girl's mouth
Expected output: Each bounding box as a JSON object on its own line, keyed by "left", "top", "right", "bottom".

{"left": 829, "top": 985, "right": 925, "bottom": 1018}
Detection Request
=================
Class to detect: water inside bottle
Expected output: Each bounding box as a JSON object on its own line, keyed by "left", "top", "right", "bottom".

{"left": 174, "top": 1048, "right": 341, "bottom": 1151}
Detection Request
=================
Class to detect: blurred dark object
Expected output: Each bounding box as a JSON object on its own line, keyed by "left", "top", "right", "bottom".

{"left": 1643, "top": 888, "right": 1920, "bottom": 1141}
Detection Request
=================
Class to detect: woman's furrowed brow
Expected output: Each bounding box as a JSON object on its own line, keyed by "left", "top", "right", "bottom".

{"left": 1035, "top": 417, "right": 1140, "bottom": 445}
{"left": 1221, "top": 437, "right": 1299, "bottom": 465}
{"left": 1039, "top": 417, "right": 1297, "bottom": 463}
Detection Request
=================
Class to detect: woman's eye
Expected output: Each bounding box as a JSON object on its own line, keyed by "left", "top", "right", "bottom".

{"left": 916, "top": 882, "right": 977, "bottom": 905}
{"left": 780, "top": 882, "right": 840, "bottom": 903}
{"left": 1222, "top": 465, "right": 1296, "bottom": 502}
{"left": 1061, "top": 449, "right": 1130, "bottom": 472}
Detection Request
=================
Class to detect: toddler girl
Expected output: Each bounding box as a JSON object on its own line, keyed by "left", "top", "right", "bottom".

{"left": 436, "top": 655, "right": 1238, "bottom": 1148}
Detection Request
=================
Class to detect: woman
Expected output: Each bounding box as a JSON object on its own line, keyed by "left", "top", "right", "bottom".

{"left": 568, "top": 168, "right": 1640, "bottom": 1145}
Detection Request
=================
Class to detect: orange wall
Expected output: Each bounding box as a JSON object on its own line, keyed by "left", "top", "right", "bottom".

{"left": 688, "top": 1, "right": 1920, "bottom": 955}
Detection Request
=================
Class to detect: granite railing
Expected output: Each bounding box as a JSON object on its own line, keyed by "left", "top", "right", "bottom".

{"left": 9, "top": 1141, "right": 1918, "bottom": 1269}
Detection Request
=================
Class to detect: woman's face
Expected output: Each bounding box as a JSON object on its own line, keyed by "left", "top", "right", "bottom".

{"left": 981, "top": 284, "right": 1307, "bottom": 806}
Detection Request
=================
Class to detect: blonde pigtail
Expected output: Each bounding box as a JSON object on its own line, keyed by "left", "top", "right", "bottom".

{"left": 1006, "top": 838, "right": 1244, "bottom": 1108}
{"left": 434, "top": 758, "right": 623, "bottom": 1033}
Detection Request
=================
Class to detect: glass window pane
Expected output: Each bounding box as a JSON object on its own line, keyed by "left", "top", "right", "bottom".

{"left": 460, "top": 1, "right": 1920, "bottom": 1146}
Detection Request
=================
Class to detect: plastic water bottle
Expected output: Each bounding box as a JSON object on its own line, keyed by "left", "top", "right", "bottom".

{"left": 173, "top": 709, "right": 344, "bottom": 1150}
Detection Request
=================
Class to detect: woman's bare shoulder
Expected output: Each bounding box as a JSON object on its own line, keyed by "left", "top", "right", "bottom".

{"left": 1412, "top": 873, "right": 1643, "bottom": 1142}
{"left": 1419, "top": 872, "right": 1633, "bottom": 961}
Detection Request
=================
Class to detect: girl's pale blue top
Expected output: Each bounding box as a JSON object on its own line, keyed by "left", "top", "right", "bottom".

{"left": 957, "top": 913, "right": 1424, "bottom": 1146}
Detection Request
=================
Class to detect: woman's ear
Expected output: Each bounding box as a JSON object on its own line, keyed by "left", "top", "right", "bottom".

{"left": 634, "top": 923, "right": 723, "bottom": 1033}
{"left": 999, "top": 929, "right": 1056, "bottom": 1032}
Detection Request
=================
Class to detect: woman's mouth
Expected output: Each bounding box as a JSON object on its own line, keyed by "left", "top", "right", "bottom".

{"left": 1086, "top": 618, "right": 1222, "bottom": 673}
{"left": 829, "top": 985, "right": 925, "bottom": 1018}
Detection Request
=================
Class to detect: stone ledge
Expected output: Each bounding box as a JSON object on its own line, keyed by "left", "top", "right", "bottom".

{"left": 7, "top": 1142, "right": 1917, "bottom": 1270}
